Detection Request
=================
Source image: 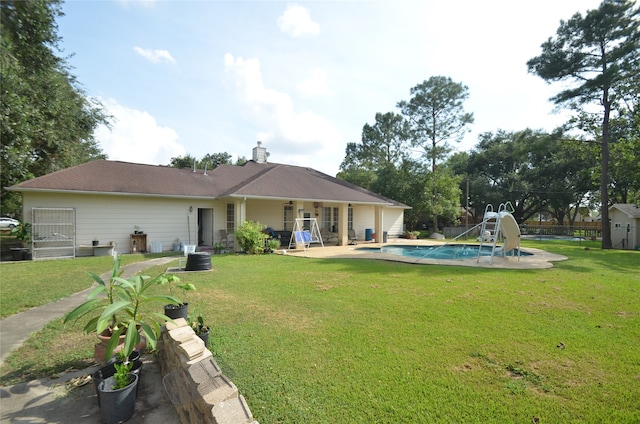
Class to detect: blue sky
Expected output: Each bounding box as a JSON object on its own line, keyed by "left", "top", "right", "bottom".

{"left": 57, "top": 0, "right": 605, "bottom": 176}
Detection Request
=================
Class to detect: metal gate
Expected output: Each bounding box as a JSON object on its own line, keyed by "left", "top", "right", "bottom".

{"left": 31, "top": 208, "right": 76, "bottom": 260}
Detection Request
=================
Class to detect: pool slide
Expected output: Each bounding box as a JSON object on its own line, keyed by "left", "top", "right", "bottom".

{"left": 494, "top": 212, "right": 521, "bottom": 254}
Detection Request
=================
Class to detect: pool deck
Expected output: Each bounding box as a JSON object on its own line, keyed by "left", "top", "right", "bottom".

{"left": 280, "top": 238, "right": 567, "bottom": 269}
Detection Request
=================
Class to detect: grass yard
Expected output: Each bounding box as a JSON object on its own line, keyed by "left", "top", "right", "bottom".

{"left": 0, "top": 251, "right": 178, "bottom": 318}
{"left": 1, "top": 240, "right": 638, "bottom": 423}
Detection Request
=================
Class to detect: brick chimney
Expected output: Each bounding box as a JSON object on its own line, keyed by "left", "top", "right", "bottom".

{"left": 252, "top": 141, "right": 267, "bottom": 164}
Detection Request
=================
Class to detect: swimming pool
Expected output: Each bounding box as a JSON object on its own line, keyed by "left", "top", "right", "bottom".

{"left": 359, "top": 244, "right": 532, "bottom": 260}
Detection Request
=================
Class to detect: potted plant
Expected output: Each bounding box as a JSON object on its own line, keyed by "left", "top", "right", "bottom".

{"left": 63, "top": 257, "right": 181, "bottom": 363}
{"left": 134, "top": 225, "right": 143, "bottom": 235}
{"left": 162, "top": 279, "right": 196, "bottom": 320}
{"left": 404, "top": 230, "right": 420, "bottom": 239}
{"left": 188, "top": 308, "right": 210, "bottom": 347}
{"left": 213, "top": 241, "right": 225, "bottom": 254}
{"left": 97, "top": 360, "right": 139, "bottom": 424}
{"left": 93, "top": 350, "right": 143, "bottom": 407}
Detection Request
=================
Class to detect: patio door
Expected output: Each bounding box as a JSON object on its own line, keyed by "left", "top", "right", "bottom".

{"left": 303, "top": 212, "right": 311, "bottom": 230}
{"left": 198, "top": 208, "right": 214, "bottom": 246}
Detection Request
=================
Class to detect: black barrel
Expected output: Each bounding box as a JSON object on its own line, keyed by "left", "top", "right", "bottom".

{"left": 185, "top": 252, "right": 212, "bottom": 271}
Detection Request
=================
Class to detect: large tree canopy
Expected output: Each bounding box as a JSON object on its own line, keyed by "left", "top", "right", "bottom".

{"left": 1, "top": 0, "right": 108, "bottom": 217}
{"left": 338, "top": 79, "right": 468, "bottom": 232}
{"left": 397, "top": 76, "right": 473, "bottom": 231}
{"left": 465, "top": 129, "right": 599, "bottom": 225}
{"left": 337, "top": 111, "right": 410, "bottom": 190}
{"left": 527, "top": 0, "right": 640, "bottom": 248}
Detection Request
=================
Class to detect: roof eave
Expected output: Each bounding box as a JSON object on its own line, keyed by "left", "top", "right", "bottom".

{"left": 226, "top": 193, "right": 406, "bottom": 207}
{"left": 10, "top": 187, "right": 216, "bottom": 200}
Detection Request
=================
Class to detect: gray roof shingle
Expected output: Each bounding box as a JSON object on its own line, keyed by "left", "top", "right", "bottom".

{"left": 10, "top": 160, "right": 408, "bottom": 207}
{"left": 610, "top": 203, "right": 640, "bottom": 218}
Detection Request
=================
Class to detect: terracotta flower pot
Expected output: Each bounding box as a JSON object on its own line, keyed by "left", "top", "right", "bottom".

{"left": 94, "top": 328, "right": 147, "bottom": 364}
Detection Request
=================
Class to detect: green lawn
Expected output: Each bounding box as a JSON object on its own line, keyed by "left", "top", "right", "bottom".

{"left": 1, "top": 240, "right": 638, "bottom": 423}
{"left": 0, "top": 251, "right": 179, "bottom": 318}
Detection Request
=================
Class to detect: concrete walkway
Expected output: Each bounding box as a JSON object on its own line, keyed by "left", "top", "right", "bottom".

{"left": 0, "top": 256, "right": 180, "bottom": 424}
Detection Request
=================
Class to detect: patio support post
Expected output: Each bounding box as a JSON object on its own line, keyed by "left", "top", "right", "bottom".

{"left": 338, "top": 203, "right": 349, "bottom": 246}
{"left": 236, "top": 198, "right": 246, "bottom": 224}
{"left": 295, "top": 201, "right": 305, "bottom": 250}
{"left": 374, "top": 205, "right": 383, "bottom": 243}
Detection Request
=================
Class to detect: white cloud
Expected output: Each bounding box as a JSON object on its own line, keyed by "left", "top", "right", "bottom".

{"left": 95, "top": 98, "right": 186, "bottom": 165}
{"left": 299, "top": 68, "right": 334, "bottom": 96}
{"left": 133, "top": 47, "right": 176, "bottom": 64}
{"left": 277, "top": 4, "right": 320, "bottom": 38}
{"left": 223, "top": 53, "right": 342, "bottom": 173}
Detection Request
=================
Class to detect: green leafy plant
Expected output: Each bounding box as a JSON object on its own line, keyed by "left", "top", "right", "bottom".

{"left": 63, "top": 257, "right": 181, "bottom": 361}
{"left": 235, "top": 221, "right": 269, "bottom": 254}
{"left": 266, "top": 238, "right": 281, "bottom": 252}
{"left": 213, "top": 242, "right": 225, "bottom": 254}
{"left": 188, "top": 308, "right": 209, "bottom": 335}
{"left": 160, "top": 278, "right": 196, "bottom": 306}
{"left": 112, "top": 361, "right": 133, "bottom": 390}
{"left": 11, "top": 222, "right": 32, "bottom": 245}
{"left": 113, "top": 350, "right": 127, "bottom": 363}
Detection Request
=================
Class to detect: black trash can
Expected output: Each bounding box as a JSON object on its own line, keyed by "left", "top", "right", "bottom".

{"left": 383, "top": 231, "right": 388, "bottom": 243}
{"left": 185, "top": 252, "right": 212, "bottom": 271}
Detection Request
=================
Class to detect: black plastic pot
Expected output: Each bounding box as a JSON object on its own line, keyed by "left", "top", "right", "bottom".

{"left": 98, "top": 374, "right": 139, "bottom": 424}
{"left": 197, "top": 328, "right": 210, "bottom": 348}
{"left": 93, "top": 359, "right": 143, "bottom": 406}
{"left": 10, "top": 248, "right": 28, "bottom": 261}
{"left": 107, "top": 350, "right": 141, "bottom": 365}
{"left": 185, "top": 252, "right": 212, "bottom": 271}
{"left": 164, "top": 303, "right": 189, "bottom": 320}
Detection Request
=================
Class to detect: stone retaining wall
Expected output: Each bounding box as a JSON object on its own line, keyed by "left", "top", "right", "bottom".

{"left": 157, "top": 318, "right": 258, "bottom": 424}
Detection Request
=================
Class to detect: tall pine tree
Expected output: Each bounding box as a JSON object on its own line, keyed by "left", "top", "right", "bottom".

{"left": 527, "top": 0, "right": 640, "bottom": 249}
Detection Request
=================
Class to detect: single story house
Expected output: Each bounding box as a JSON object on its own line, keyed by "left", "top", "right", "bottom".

{"left": 8, "top": 143, "right": 409, "bottom": 259}
{"left": 609, "top": 203, "right": 640, "bottom": 250}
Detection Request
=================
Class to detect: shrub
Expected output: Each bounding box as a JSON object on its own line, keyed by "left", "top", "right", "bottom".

{"left": 235, "top": 221, "right": 269, "bottom": 254}
{"left": 267, "top": 238, "right": 281, "bottom": 252}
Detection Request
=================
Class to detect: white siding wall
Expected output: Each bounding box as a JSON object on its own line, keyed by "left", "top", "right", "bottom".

{"left": 351, "top": 205, "right": 404, "bottom": 240}
{"left": 245, "top": 199, "right": 289, "bottom": 229}
{"left": 23, "top": 192, "right": 222, "bottom": 256}
{"left": 22, "top": 192, "right": 407, "bottom": 255}
{"left": 385, "top": 208, "right": 405, "bottom": 237}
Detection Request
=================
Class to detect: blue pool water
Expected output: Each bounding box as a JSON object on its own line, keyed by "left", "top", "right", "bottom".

{"left": 359, "top": 244, "right": 532, "bottom": 260}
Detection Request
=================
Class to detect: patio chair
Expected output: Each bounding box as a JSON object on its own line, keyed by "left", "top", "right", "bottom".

{"left": 348, "top": 229, "right": 358, "bottom": 245}
{"left": 321, "top": 228, "right": 337, "bottom": 244}
{"left": 220, "top": 229, "right": 235, "bottom": 251}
